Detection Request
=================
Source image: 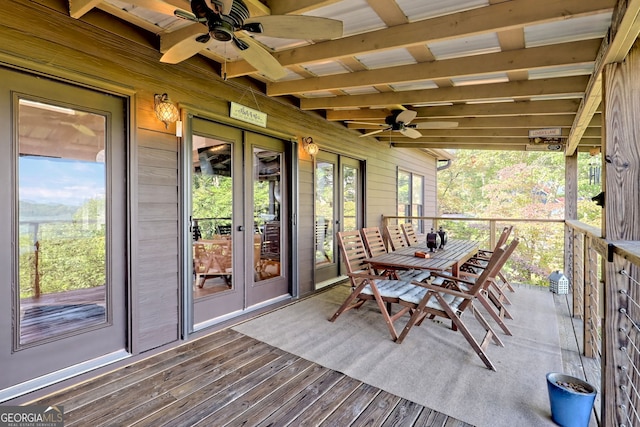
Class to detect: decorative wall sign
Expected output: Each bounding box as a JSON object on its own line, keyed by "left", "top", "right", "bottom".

{"left": 230, "top": 102, "right": 267, "bottom": 128}
{"left": 528, "top": 128, "right": 562, "bottom": 138}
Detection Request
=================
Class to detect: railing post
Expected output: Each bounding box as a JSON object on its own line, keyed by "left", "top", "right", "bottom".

{"left": 489, "top": 220, "right": 496, "bottom": 250}
{"left": 583, "top": 236, "right": 599, "bottom": 358}
{"left": 573, "top": 231, "right": 585, "bottom": 318}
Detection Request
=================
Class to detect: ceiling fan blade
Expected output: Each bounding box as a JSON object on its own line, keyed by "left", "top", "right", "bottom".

{"left": 233, "top": 34, "right": 288, "bottom": 80}
{"left": 243, "top": 16, "right": 343, "bottom": 40}
{"left": 413, "top": 121, "right": 459, "bottom": 129}
{"left": 360, "top": 128, "right": 388, "bottom": 138}
{"left": 160, "top": 34, "right": 211, "bottom": 64}
{"left": 218, "top": 0, "right": 233, "bottom": 15}
{"left": 400, "top": 128, "right": 422, "bottom": 139}
{"left": 396, "top": 110, "right": 417, "bottom": 125}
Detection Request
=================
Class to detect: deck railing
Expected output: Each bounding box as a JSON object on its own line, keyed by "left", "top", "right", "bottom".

{"left": 383, "top": 215, "right": 640, "bottom": 426}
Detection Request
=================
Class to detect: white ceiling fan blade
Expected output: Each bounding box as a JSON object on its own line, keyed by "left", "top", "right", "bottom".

{"left": 413, "top": 121, "right": 459, "bottom": 129}
{"left": 360, "top": 128, "right": 388, "bottom": 138}
{"left": 244, "top": 16, "right": 343, "bottom": 40}
{"left": 396, "top": 110, "right": 417, "bottom": 125}
{"left": 160, "top": 34, "right": 210, "bottom": 64}
{"left": 400, "top": 128, "right": 422, "bottom": 139}
{"left": 233, "top": 34, "right": 288, "bottom": 80}
{"left": 218, "top": 0, "right": 233, "bottom": 15}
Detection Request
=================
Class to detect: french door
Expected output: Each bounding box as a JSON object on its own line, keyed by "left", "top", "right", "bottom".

{"left": 0, "top": 68, "right": 128, "bottom": 399}
{"left": 314, "top": 152, "right": 363, "bottom": 285}
{"left": 188, "top": 118, "right": 290, "bottom": 330}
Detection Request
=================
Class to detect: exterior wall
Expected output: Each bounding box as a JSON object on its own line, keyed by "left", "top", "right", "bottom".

{"left": 0, "top": 0, "right": 439, "bottom": 357}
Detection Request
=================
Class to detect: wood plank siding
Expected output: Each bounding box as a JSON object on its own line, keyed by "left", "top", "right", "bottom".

{"left": 28, "top": 329, "right": 471, "bottom": 427}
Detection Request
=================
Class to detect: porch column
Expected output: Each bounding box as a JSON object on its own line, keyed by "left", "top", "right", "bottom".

{"left": 601, "top": 40, "right": 640, "bottom": 427}
{"left": 564, "top": 152, "right": 578, "bottom": 312}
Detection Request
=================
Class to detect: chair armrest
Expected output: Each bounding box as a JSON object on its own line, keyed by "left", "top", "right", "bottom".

{"left": 410, "top": 279, "right": 472, "bottom": 300}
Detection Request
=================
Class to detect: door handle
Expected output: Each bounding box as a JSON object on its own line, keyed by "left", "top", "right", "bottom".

{"left": 237, "top": 225, "right": 245, "bottom": 231}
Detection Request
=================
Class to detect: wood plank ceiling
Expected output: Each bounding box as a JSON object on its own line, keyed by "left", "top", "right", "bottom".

{"left": 69, "top": 0, "right": 640, "bottom": 154}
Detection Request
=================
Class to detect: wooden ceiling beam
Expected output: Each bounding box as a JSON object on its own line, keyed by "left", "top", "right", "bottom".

{"left": 391, "top": 141, "right": 600, "bottom": 151}
{"left": 264, "top": 0, "right": 339, "bottom": 15}
{"left": 325, "top": 100, "right": 587, "bottom": 121}
{"left": 300, "top": 76, "right": 589, "bottom": 110}
{"left": 381, "top": 128, "right": 601, "bottom": 139}
{"left": 225, "top": 0, "right": 615, "bottom": 78}
{"left": 347, "top": 114, "right": 601, "bottom": 130}
{"left": 267, "top": 40, "right": 599, "bottom": 96}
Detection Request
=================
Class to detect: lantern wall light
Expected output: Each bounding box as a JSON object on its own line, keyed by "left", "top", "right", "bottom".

{"left": 302, "top": 136, "right": 319, "bottom": 156}
{"left": 154, "top": 93, "right": 180, "bottom": 129}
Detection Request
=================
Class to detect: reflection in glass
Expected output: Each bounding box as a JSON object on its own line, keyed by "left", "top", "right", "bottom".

{"left": 192, "top": 137, "right": 233, "bottom": 297}
{"left": 254, "top": 149, "right": 282, "bottom": 281}
{"left": 18, "top": 99, "right": 107, "bottom": 346}
{"left": 342, "top": 165, "right": 358, "bottom": 231}
{"left": 315, "top": 161, "right": 334, "bottom": 265}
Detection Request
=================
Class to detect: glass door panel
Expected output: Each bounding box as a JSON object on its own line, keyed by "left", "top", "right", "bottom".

{"left": 190, "top": 119, "right": 243, "bottom": 327}
{"left": 0, "top": 68, "right": 127, "bottom": 395}
{"left": 315, "top": 160, "right": 335, "bottom": 267}
{"left": 314, "top": 153, "right": 363, "bottom": 286}
{"left": 17, "top": 99, "right": 108, "bottom": 347}
{"left": 254, "top": 148, "right": 283, "bottom": 282}
{"left": 246, "top": 132, "right": 289, "bottom": 307}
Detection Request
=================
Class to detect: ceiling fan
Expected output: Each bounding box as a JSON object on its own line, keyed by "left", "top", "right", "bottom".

{"left": 157, "top": 0, "right": 343, "bottom": 80}
{"left": 348, "top": 110, "right": 458, "bottom": 139}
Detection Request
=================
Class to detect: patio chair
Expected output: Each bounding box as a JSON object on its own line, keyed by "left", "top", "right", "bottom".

{"left": 477, "top": 225, "right": 515, "bottom": 296}
{"left": 395, "top": 245, "right": 509, "bottom": 370}
{"left": 361, "top": 227, "right": 430, "bottom": 282}
{"left": 458, "top": 238, "right": 520, "bottom": 335}
{"left": 193, "top": 240, "right": 232, "bottom": 288}
{"left": 384, "top": 224, "right": 408, "bottom": 251}
{"left": 329, "top": 230, "right": 415, "bottom": 341}
{"left": 401, "top": 223, "right": 421, "bottom": 246}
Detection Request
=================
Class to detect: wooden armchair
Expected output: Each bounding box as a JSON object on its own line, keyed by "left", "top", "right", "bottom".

{"left": 193, "top": 240, "right": 232, "bottom": 288}
{"left": 329, "top": 230, "right": 415, "bottom": 341}
{"left": 395, "top": 245, "right": 510, "bottom": 370}
{"left": 476, "top": 225, "right": 515, "bottom": 296}
{"left": 401, "top": 223, "right": 420, "bottom": 246}
{"left": 383, "top": 224, "right": 408, "bottom": 251}
{"left": 458, "top": 238, "right": 520, "bottom": 335}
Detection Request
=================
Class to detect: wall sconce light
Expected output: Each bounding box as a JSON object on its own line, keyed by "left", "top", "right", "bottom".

{"left": 302, "top": 136, "right": 319, "bottom": 156}
{"left": 154, "top": 93, "right": 180, "bottom": 129}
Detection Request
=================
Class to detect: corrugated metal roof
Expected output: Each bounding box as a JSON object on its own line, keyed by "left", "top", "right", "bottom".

{"left": 396, "top": 0, "right": 488, "bottom": 21}
{"left": 525, "top": 12, "right": 612, "bottom": 47}
{"left": 428, "top": 32, "right": 501, "bottom": 60}
{"left": 355, "top": 48, "right": 416, "bottom": 69}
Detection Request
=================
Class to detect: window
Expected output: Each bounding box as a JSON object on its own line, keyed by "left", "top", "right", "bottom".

{"left": 397, "top": 169, "right": 424, "bottom": 232}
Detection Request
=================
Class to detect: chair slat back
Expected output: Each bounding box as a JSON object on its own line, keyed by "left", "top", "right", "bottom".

{"left": 361, "top": 227, "right": 388, "bottom": 257}
{"left": 401, "top": 223, "right": 420, "bottom": 246}
{"left": 384, "top": 224, "right": 408, "bottom": 251}
{"left": 495, "top": 225, "right": 513, "bottom": 249}
{"left": 337, "top": 230, "right": 372, "bottom": 279}
{"left": 456, "top": 244, "right": 509, "bottom": 312}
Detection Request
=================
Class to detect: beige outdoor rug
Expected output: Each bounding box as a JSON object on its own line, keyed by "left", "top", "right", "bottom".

{"left": 233, "top": 283, "right": 563, "bottom": 427}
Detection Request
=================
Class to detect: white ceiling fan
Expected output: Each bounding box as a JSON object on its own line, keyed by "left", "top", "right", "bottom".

{"left": 144, "top": 0, "right": 343, "bottom": 80}
{"left": 348, "top": 110, "right": 458, "bottom": 139}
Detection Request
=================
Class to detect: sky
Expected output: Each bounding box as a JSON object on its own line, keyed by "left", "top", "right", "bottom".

{"left": 19, "top": 156, "right": 105, "bottom": 207}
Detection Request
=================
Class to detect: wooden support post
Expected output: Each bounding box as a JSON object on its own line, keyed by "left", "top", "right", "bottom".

{"left": 601, "top": 43, "right": 640, "bottom": 426}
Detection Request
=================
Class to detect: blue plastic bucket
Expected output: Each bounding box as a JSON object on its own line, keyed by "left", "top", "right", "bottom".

{"left": 546, "top": 372, "right": 596, "bottom": 427}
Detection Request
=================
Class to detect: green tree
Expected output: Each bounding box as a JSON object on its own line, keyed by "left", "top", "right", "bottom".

{"left": 437, "top": 150, "right": 602, "bottom": 286}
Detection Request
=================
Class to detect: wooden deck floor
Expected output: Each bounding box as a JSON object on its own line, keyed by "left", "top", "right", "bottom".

{"left": 30, "top": 328, "right": 472, "bottom": 427}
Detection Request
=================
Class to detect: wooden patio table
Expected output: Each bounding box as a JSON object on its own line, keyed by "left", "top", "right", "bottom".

{"left": 365, "top": 238, "right": 478, "bottom": 276}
